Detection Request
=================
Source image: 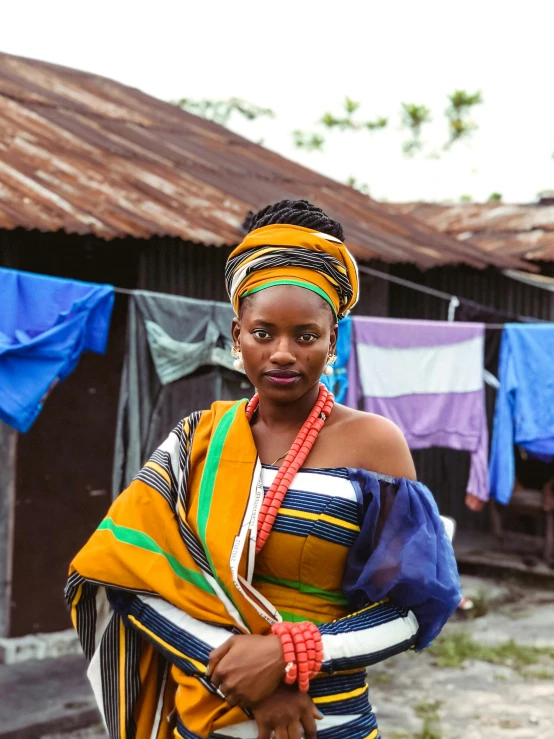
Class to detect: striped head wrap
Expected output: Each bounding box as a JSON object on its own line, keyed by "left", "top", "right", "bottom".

{"left": 226, "top": 224, "right": 359, "bottom": 320}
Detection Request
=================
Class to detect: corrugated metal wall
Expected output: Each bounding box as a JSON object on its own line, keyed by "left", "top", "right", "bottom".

{"left": 137, "top": 238, "right": 232, "bottom": 301}
{"left": 388, "top": 264, "right": 554, "bottom": 322}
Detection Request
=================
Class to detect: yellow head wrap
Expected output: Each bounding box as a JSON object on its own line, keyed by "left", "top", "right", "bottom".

{"left": 225, "top": 224, "right": 359, "bottom": 319}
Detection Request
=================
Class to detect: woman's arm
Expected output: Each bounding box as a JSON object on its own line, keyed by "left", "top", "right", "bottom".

{"left": 108, "top": 589, "right": 291, "bottom": 707}
{"left": 317, "top": 414, "right": 420, "bottom": 672}
{"left": 343, "top": 431, "right": 462, "bottom": 653}
{"left": 319, "top": 412, "right": 460, "bottom": 669}
{"left": 319, "top": 599, "right": 418, "bottom": 672}
{"left": 107, "top": 589, "right": 235, "bottom": 679}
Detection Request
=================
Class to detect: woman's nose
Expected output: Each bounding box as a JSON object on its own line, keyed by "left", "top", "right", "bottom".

{"left": 269, "top": 339, "right": 296, "bottom": 365}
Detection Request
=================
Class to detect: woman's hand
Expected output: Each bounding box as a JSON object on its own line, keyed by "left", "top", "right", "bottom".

{"left": 207, "top": 634, "right": 287, "bottom": 706}
{"left": 252, "top": 683, "right": 322, "bottom": 739}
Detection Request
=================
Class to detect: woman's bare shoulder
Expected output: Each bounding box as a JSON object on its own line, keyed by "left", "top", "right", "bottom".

{"left": 330, "top": 404, "right": 417, "bottom": 480}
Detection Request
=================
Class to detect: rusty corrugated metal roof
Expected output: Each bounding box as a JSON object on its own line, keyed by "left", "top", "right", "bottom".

{"left": 0, "top": 52, "right": 525, "bottom": 269}
{"left": 389, "top": 202, "right": 554, "bottom": 261}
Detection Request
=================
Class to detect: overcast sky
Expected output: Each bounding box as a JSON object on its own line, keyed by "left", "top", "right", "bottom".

{"left": 2, "top": 0, "right": 553, "bottom": 203}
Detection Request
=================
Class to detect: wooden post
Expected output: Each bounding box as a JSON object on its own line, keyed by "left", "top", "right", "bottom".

{"left": 0, "top": 421, "right": 16, "bottom": 638}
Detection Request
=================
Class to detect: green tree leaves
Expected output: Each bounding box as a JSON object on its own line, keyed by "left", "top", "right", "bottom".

{"left": 401, "top": 103, "right": 432, "bottom": 155}
{"left": 175, "top": 97, "right": 274, "bottom": 126}
{"left": 445, "top": 90, "right": 483, "bottom": 147}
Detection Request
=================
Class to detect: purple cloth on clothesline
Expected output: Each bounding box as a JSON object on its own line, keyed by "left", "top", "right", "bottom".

{"left": 366, "top": 393, "right": 485, "bottom": 450}
{"left": 352, "top": 317, "right": 484, "bottom": 349}
{"left": 347, "top": 317, "right": 489, "bottom": 501}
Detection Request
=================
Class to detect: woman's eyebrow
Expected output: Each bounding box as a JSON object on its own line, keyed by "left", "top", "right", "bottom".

{"left": 251, "top": 321, "right": 322, "bottom": 330}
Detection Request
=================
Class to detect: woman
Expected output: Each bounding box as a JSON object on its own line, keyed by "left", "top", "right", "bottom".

{"left": 67, "top": 200, "right": 461, "bottom": 739}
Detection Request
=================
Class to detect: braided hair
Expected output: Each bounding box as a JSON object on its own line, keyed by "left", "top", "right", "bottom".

{"left": 242, "top": 199, "right": 344, "bottom": 242}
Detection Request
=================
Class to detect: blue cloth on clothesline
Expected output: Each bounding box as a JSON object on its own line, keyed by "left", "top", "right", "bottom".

{"left": 0, "top": 267, "right": 115, "bottom": 432}
{"left": 320, "top": 315, "right": 352, "bottom": 403}
{"left": 489, "top": 324, "right": 554, "bottom": 504}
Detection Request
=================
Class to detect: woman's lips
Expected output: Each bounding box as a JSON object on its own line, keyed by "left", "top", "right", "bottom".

{"left": 264, "top": 371, "right": 300, "bottom": 386}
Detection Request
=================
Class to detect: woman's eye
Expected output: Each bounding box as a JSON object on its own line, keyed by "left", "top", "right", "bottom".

{"left": 253, "top": 330, "right": 270, "bottom": 339}
{"left": 299, "top": 334, "right": 317, "bottom": 342}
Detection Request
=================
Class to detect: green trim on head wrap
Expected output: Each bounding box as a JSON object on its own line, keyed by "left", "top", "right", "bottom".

{"left": 241, "top": 279, "right": 338, "bottom": 317}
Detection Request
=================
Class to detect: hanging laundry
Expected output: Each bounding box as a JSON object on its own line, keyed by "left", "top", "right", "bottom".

{"left": 112, "top": 291, "right": 252, "bottom": 497}
{"left": 455, "top": 303, "right": 523, "bottom": 442}
{"left": 454, "top": 303, "right": 526, "bottom": 378}
{"left": 453, "top": 304, "right": 525, "bottom": 510}
{"left": 489, "top": 324, "right": 554, "bottom": 504}
{"left": 347, "top": 317, "right": 489, "bottom": 502}
{"left": 0, "top": 267, "right": 114, "bottom": 433}
{"left": 320, "top": 315, "right": 352, "bottom": 402}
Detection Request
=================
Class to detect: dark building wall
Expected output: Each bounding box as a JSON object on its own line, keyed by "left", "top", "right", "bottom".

{"left": 1, "top": 229, "right": 140, "bottom": 635}
{"left": 0, "top": 228, "right": 140, "bottom": 287}
{"left": 355, "top": 263, "right": 390, "bottom": 317}
{"left": 11, "top": 297, "right": 128, "bottom": 634}
{"left": 388, "top": 263, "right": 554, "bottom": 322}
{"left": 137, "top": 238, "right": 232, "bottom": 301}
{"left": 2, "top": 229, "right": 552, "bottom": 633}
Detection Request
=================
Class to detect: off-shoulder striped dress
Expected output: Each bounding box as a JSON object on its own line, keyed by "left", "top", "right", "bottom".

{"left": 205, "top": 465, "right": 420, "bottom": 739}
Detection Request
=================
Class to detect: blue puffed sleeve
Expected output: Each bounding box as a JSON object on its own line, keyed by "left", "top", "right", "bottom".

{"left": 343, "top": 469, "right": 462, "bottom": 649}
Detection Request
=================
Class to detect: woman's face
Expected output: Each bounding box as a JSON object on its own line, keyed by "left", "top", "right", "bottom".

{"left": 233, "top": 285, "right": 337, "bottom": 402}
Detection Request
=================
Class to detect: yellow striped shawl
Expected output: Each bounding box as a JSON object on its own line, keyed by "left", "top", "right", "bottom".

{"left": 67, "top": 400, "right": 282, "bottom": 738}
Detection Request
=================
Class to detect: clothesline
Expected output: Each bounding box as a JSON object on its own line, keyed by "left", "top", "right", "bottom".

{"left": 113, "top": 286, "right": 207, "bottom": 305}
{"left": 113, "top": 270, "right": 551, "bottom": 328}
{"left": 357, "top": 265, "right": 550, "bottom": 327}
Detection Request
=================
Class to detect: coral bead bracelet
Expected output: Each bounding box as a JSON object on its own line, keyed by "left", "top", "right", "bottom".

{"left": 271, "top": 621, "right": 324, "bottom": 692}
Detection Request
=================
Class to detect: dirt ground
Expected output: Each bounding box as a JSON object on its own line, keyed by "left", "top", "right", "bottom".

{"left": 370, "top": 575, "right": 554, "bottom": 739}
{"left": 43, "top": 575, "right": 554, "bottom": 739}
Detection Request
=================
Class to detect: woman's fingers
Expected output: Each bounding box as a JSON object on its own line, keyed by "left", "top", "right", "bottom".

{"left": 255, "top": 723, "right": 272, "bottom": 739}
{"left": 209, "top": 661, "right": 231, "bottom": 690}
{"left": 210, "top": 670, "right": 223, "bottom": 691}
{"left": 287, "top": 722, "right": 303, "bottom": 739}
{"left": 274, "top": 727, "right": 288, "bottom": 739}
{"left": 222, "top": 690, "right": 239, "bottom": 707}
{"left": 207, "top": 638, "right": 233, "bottom": 677}
{"left": 301, "top": 707, "right": 319, "bottom": 739}
{"left": 215, "top": 681, "right": 239, "bottom": 706}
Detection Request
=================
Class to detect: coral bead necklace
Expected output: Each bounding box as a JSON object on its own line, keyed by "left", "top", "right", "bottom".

{"left": 245, "top": 382, "right": 333, "bottom": 690}
{"left": 245, "top": 382, "right": 334, "bottom": 554}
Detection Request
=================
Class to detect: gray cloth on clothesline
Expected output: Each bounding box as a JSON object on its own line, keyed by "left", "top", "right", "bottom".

{"left": 112, "top": 291, "right": 252, "bottom": 498}
{"left": 145, "top": 318, "right": 236, "bottom": 385}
